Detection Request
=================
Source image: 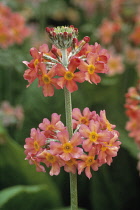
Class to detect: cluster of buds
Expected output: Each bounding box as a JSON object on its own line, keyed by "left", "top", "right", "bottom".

{"left": 24, "top": 108, "right": 121, "bottom": 179}
{"left": 0, "top": 2, "right": 31, "bottom": 48}
{"left": 0, "top": 101, "right": 24, "bottom": 127}
{"left": 125, "top": 81, "right": 140, "bottom": 148}
{"left": 23, "top": 26, "right": 110, "bottom": 97}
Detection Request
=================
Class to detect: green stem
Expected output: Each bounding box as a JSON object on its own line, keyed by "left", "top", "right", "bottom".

{"left": 62, "top": 49, "right": 78, "bottom": 210}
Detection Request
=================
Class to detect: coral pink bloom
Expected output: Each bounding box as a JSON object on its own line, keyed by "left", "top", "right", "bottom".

{"left": 23, "top": 47, "right": 43, "bottom": 87}
{"left": 38, "top": 63, "right": 60, "bottom": 97}
{"left": 98, "top": 133, "right": 121, "bottom": 165}
{"left": 79, "top": 120, "right": 111, "bottom": 152}
{"left": 99, "top": 110, "right": 116, "bottom": 131}
{"left": 25, "top": 154, "right": 46, "bottom": 172}
{"left": 72, "top": 107, "right": 98, "bottom": 129}
{"left": 78, "top": 52, "right": 106, "bottom": 84}
{"left": 64, "top": 158, "right": 78, "bottom": 174}
{"left": 78, "top": 148, "right": 100, "bottom": 179}
{"left": 24, "top": 128, "right": 46, "bottom": 156}
{"left": 39, "top": 113, "right": 65, "bottom": 137}
{"left": 37, "top": 149, "right": 64, "bottom": 176}
{"left": 55, "top": 57, "right": 85, "bottom": 92}
{"left": 50, "top": 130, "right": 83, "bottom": 161}
{"left": 107, "top": 53, "right": 124, "bottom": 76}
{"left": 92, "top": 42, "right": 110, "bottom": 64}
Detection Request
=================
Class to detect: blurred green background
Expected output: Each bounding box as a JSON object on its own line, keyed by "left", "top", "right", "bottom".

{"left": 0, "top": 0, "right": 140, "bottom": 209}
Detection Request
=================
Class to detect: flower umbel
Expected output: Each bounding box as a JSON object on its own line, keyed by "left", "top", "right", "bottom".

{"left": 24, "top": 108, "right": 121, "bottom": 179}
{"left": 23, "top": 25, "right": 110, "bottom": 97}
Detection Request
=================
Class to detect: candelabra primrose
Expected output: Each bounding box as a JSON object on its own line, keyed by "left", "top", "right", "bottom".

{"left": 23, "top": 25, "right": 121, "bottom": 210}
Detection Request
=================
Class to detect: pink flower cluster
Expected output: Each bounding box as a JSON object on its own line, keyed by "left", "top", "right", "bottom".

{"left": 0, "top": 3, "right": 31, "bottom": 48}
{"left": 0, "top": 101, "right": 24, "bottom": 127}
{"left": 24, "top": 108, "right": 121, "bottom": 179}
{"left": 125, "top": 81, "right": 140, "bottom": 148}
{"left": 23, "top": 40, "right": 109, "bottom": 97}
{"left": 97, "top": 18, "right": 121, "bottom": 45}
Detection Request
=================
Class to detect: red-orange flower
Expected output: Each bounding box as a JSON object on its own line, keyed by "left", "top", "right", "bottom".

{"left": 78, "top": 52, "right": 108, "bottom": 84}
{"left": 55, "top": 57, "right": 85, "bottom": 92}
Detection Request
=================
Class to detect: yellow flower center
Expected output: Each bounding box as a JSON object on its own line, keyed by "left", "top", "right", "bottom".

{"left": 34, "top": 141, "right": 40, "bottom": 151}
{"left": 64, "top": 71, "right": 74, "bottom": 80}
{"left": 47, "top": 124, "right": 55, "bottom": 131}
{"left": 42, "top": 75, "right": 51, "bottom": 84}
{"left": 62, "top": 142, "right": 73, "bottom": 153}
{"left": 66, "top": 158, "right": 76, "bottom": 166}
{"left": 46, "top": 153, "right": 56, "bottom": 163}
{"left": 34, "top": 59, "right": 39, "bottom": 66}
{"left": 85, "top": 156, "right": 95, "bottom": 166}
{"left": 80, "top": 116, "right": 88, "bottom": 125}
{"left": 87, "top": 64, "right": 95, "bottom": 74}
{"left": 101, "top": 146, "right": 107, "bottom": 151}
{"left": 89, "top": 131, "right": 98, "bottom": 142}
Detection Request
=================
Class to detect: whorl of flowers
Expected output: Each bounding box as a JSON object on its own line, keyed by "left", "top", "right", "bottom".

{"left": 0, "top": 2, "right": 31, "bottom": 48}
{"left": 23, "top": 26, "right": 110, "bottom": 97}
{"left": 24, "top": 108, "right": 121, "bottom": 179}
{"left": 125, "top": 81, "right": 140, "bottom": 148}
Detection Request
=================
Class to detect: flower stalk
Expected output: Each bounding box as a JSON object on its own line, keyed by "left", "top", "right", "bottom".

{"left": 62, "top": 48, "right": 78, "bottom": 210}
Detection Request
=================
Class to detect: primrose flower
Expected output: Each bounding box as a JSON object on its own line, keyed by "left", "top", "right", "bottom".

{"left": 55, "top": 57, "right": 85, "bottom": 92}
{"left": 72, "top": 107, "right": 98, "bottom": 129}
{"left": 78, "top": 148, "right": 100, "bottom": 179}
{"left": 26, "top": 154, "right": 46, "bottom": 172}
{"left": 38, "top": 63, "right": 61, "bottom": 97}
{"left": 39, "top": 113, "right": 65, "bottom": 138}
{"left": 99, "top": 110, "right": 116, "bottom": 131}
{"left": 50, "top": 129, "right": 83, "bottom": 161}
{"left": 24, "top": 128, "right": 46, "bottom": 156}
{"left": 79, "top": 120, "right": 111, "bottom": 152}
{"left": 78, "top": 52, "right": 108, "bottom": 84}
{"left": 125, "top": 81, "right": 140, "bottom": 148}
{"left": 64, "top": 158, "right": 78, "bottom": 174}
{"left": 98, "top": 132, "right": 121, "bottom": 165}
{"left": 37, "top": 149, "right": 64, "bottom": 176}
{"left": 107, "top": 53, "right": 125, "bottom": 76}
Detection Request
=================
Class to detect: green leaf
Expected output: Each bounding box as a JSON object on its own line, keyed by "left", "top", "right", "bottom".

{"left": 0, "top": 185, "right": 61, "bottom": 210}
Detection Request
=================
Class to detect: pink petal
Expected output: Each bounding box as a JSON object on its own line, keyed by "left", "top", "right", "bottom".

{"left": 57, "top": 77, "right": 66, "bottom": 89}
{"left": 74, "top": 72, "right": 85, "bottom": 83}
{"left": 30, "top": 47, "right": 39, "bottom": 58}
{"left": 42, "top": 84, "right": 54, "bottom": 97}
{"left": 95, "top": 62, "right": 105, "bottom": 73}
{"left": 90, "top": 73, "right": 101, "bottom": 84}
{"left": 71, "top": 132, "right": 82, "bottom": 146}
{"left": 85, "top": 166, "right": 92, "bottom": 179}
{"left": 57, "top": 130, "right": 69, "bottom": 144}
{"left": 83, "top": 139, "right": 92, "bottom": 152}
{"left": 72, "top": 108, "right": 82, "bottom": 120}
{"left": 87, "top": 52, "right": 98, "bottom": 64}
{"left": 39, "top": 44, "right": 49, "bottom": 53}
{"left": 49, "top": 162, "right": 60, "bottom": 176}
{"left": 51, "top": 113, "right": 61, "bottom": 125}
{"left": 55, "top": 63, "right": 66, "bottom": 76}
{"left": 66, "top": 80, "right": 78, "bottom": 92}
{"left": 78, "top": 60, "right": 88, "bottom": 72}
{"left": 68, "top": 57, "right": 80, "bottom": 72}
{"left": 60, "top": 153, "right": 71, "bottom": 161}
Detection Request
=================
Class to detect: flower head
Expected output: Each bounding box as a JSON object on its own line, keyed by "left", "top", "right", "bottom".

{"left": 46, "top": 25, "right": 78, "bottom": 49}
